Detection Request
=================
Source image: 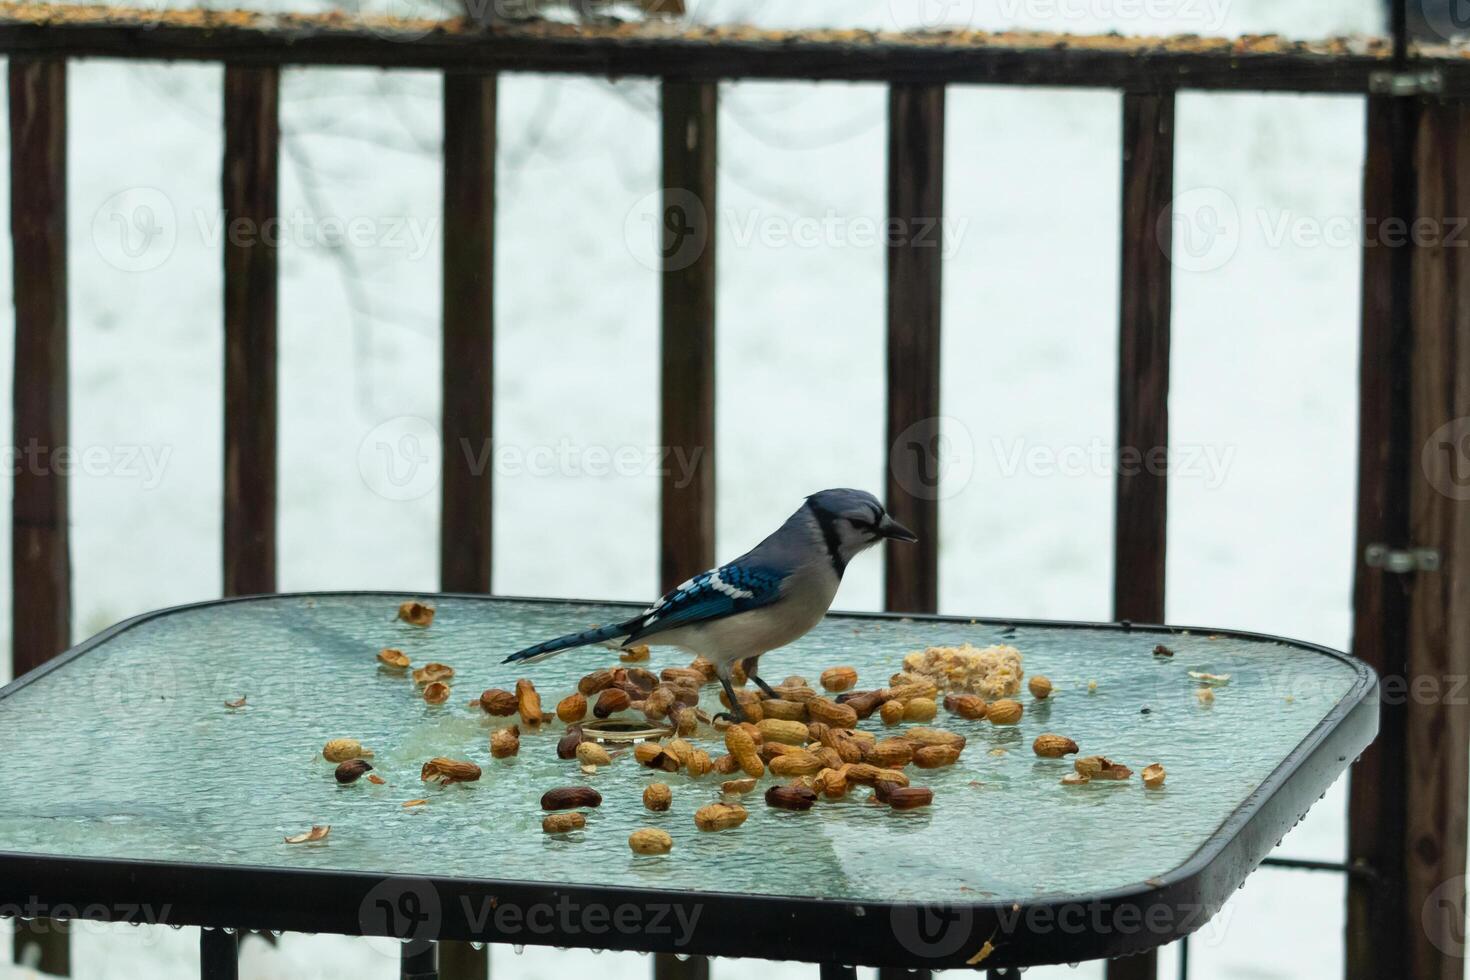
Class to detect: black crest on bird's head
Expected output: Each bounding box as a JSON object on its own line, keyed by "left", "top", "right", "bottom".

{"left": 802, "top": 488, "right": 918, "bottom": 573}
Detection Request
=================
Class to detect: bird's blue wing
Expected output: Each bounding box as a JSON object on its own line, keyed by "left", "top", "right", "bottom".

{"left": 623, "top": 563, "right": 785, "bottom": 644}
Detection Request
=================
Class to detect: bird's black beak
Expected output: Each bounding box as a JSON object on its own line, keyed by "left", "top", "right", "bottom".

{"left": 878, "top": 515, "right": 919, "bottom": 543}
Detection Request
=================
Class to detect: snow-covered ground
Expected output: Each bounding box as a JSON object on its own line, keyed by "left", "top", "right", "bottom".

{"left": 0, "top": 0, "right": 1405, "bottom": 976}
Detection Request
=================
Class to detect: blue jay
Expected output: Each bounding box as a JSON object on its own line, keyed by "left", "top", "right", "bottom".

{"left": 504, "top": 488, "right": 917, "bottom": 721}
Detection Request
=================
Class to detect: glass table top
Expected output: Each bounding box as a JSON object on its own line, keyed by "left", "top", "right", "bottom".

{"left": 0, "top": 594, "right": 1369, "bottom": 906}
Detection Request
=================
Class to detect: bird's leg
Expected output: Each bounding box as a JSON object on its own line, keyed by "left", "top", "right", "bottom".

{"left": 743, "top": 656, "right": 780, "bottom": 700}
{"left": 715, "top": 674, "right": 747, "bottom": 724}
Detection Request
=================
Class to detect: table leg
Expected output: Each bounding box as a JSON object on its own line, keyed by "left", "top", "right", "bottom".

{"left": 818, "top": 965, "right": 856, "bottom": 980}
{"left": 199, "top": 929, "right": 238, "bottom": 980}
{"left": 438, "top": 941, "right": 486, "bottom": 980}
{"left": 656, "top": 952, "right": 709, "bottom": 980}
{"left": 14, "top": 919, "right": 69, "bottom": 976}
{"left": 402, "top": 940, "right": 439, "bottom": 980}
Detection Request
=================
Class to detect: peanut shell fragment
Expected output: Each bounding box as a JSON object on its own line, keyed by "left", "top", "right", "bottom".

{"left": 820, "top": 666, "right": 858, "bottom": 692}
{"left": 694, "top": 802, "right": 748, "bottom": 831}
{"left": 986, "top": 699, "right": 1023, "bottom": 725}
{"left": 629, "top": 828, "right": 674, "bottom": 855}
{"left": 284, "top": 825, "right": 331, "bottom": 844}
{"left": 541, "top": 786, "right": 603, "bottom": 811}
{"left": 576, "top": 741, "right": 612, "bottom": 767}
{"left": 397, "top": 601, "right": 435, "bottom": 627}
{"left": 557, "top": 693, "right": 589, "bottom": 723}
{"left": 888, "top": 787, "right": 934, "bottom": 810}
{"left": 334, "top": 759, "right": 373, "bottom": 784}
{"left": 765, "top": 784, "right": 818, "bottom": 811}
{"left": 323, "top": 739, "right": 373, "bottom": 763}
{"left": 1032, "top": 734, "right": 1080, "bottom": 759}
{"left": 543, "top": 812, "right": 586, "bottom": 834}
{"left": 643, "top": 782, "right": 673, "bottom": 812}
{"left": 421, "top": 758, "right": 482, "bottom": 785}
{"left": 377, "top": 649, "right": 410, "bottom": 670}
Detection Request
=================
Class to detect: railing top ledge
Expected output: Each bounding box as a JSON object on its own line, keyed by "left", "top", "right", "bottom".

{"left": 0, "top": 2, "right": 1439, "bottom": 93}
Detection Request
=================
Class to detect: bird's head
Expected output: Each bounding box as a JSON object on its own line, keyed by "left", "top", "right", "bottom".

{"left": 803, "top": 488, "right": 918, "bottom": 568}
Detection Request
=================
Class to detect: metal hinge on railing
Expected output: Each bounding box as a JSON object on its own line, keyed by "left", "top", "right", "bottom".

{"left": 1368, "top": 68, "right": 1444, "bottom": 96}
{"left": 1365, "top": 544, "right": 1441, "bottom": 573}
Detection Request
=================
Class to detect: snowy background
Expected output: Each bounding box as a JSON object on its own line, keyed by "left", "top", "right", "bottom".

{"left": 0, "top": 0, "right": 1402, "bottom": 976}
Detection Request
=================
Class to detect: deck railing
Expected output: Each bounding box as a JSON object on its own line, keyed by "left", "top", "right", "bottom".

{"left": 3, "top": 6, "right": 1468, "bottom": 980}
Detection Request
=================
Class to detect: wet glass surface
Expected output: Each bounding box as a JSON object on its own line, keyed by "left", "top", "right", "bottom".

{"left": 0, "top": 595, "right": 1363, "bottom": 904}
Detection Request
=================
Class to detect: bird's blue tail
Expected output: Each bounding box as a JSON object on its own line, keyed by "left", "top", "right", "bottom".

{"left": 503, "top": 621, "right": 632, "bottom": 665}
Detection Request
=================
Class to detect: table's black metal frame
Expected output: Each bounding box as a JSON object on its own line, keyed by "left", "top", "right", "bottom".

{"left": 0, "top": 592, "right": 1380, "bottom": 977}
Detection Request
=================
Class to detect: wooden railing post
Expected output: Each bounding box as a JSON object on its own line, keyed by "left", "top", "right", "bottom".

{"left": 658, "top": 79, "right": 718, "bottom": 595}
{"left": 654, "top": 77, "right": 717, "bottom": 980}
{"left": 1106, "top": 87, "right": 1175, "bottom": 980}
{"left": 9, "top": 53, "right": 71, "bottom": 978}
{"left": 1348, "top": 92, "right": 1470, "bottom": 980}
{"left": 1346, "top": 92, "right": 1418, "bottom": 980}
{"left": 222, "top": 65, "right": 279, "bottom": 598}
{"left": 437, "top": 69, "right": 497, "bottom": 980}
{"left": 1402, "top": 94, "right": 1470, "bottom": 980}
{"left": 441, "top": 72, "right": 496, "bottom": 599}
{"left": 1111, "top": 91, "right": 1174, "bottom": 629}
{"left": 884, "top": 83, "right": 944, "bottom": 617}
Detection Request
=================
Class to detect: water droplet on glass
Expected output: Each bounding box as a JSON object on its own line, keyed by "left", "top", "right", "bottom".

{"left": 513, "top": 944, "right": 525, "bottom": 955}
{"left": 169, "top": 923, "right": 182, "bottom": 931}
{"left": 1068, "top": 963, "right": 1080, "bottom": 969}
{"left": 224, "top": 927, "right": 237, "bottom": 936}
{"left": 270, "top": 930, "right": 282, "bottom": 939}
{"left": 470, "top": 942, "right": 484, "bottom": 951}
{"left": 675, "top": 953, "right": 690, "bottom": 962}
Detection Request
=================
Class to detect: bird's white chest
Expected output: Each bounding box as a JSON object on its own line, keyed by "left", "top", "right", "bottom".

{"left": 673, "top": 562, "right": 839, "bottom": 664}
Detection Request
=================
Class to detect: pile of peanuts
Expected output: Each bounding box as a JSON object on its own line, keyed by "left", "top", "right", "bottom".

{"left": 492, "top": 660, "right": 1039, "bottom": 854}
{"left": 316, "top": 603, "right": 1165, "bottom": 859}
